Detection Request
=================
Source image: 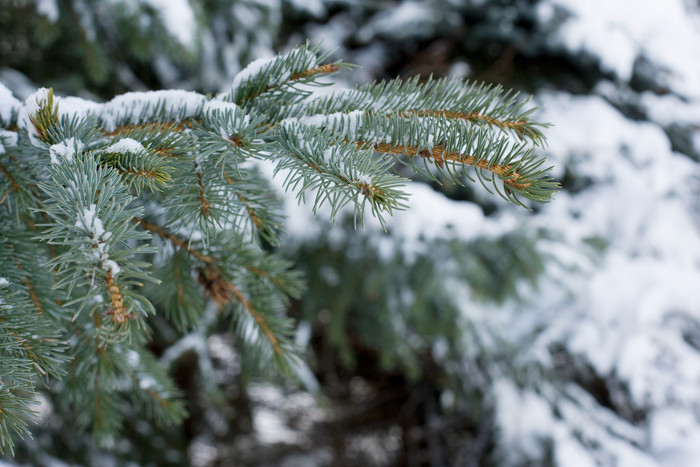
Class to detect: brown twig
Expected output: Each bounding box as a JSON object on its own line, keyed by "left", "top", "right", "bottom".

{"left": 400, "top": 109, "right": 532, "bottom": 136}
{"left": 105, "top": 269, "right": 131, "bottom": 324}
{"left": 135, "top": 218, "right": 284, "bottom": 355}
{"left": 361, "top": 141, "right": 531, "bottom": 189}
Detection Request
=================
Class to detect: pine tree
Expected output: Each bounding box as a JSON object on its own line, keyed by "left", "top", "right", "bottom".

{"left": 0, "top": 41, "right": 556, "bottom": 455}
{"left": 0, "top": 0, "right": 286, "bottom": 98}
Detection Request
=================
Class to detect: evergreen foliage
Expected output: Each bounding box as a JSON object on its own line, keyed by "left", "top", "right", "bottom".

{"left": 0, "top": 42, "right": 555, "bottom": 452}
{"left": 0, "top": 0, "right": 284, "bottom": 97}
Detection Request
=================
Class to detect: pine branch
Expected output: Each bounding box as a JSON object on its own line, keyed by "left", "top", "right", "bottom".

{"left": 150, "top": 248, "right": 206, "bottom": 332}
{"left": 0, "top": 42, "right": 556, "bottom": 450}
{"left": 220, "top": 42, "right": 348, "bottom": 108}
{"left": 273, "top": 122, "right": 409, "bottom": 225}
{"left": 137, "top": 218, "right": 302, "bottom": 348}
{"left": 103, "top": 120, "right": 194, "bottom": 138}
{"left": 295, "top": 76, "right": 548, "bottom": 145}
{"left": 226, "top": 279, "right": 282, "bottom": 356}
{"left": 0, "top": 277, "right": 66, "bottom": 455}
{"left": 0, "top": 161, "right": 20, "bottom": 203}
{"left": 285, "top": 101, "right": 556, "bottom": 206}
{"left": 133, "top": 218, "right": 213, "bottom": 264}
{"left": 395, "top": 109, "right": 543, "bottom": 142}
{"left": 38, "top": 156, "right": 155, "bottom": 331}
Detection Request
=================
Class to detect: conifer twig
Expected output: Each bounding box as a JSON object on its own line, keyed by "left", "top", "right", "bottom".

{"left": 242, "top": 63, "right": 340, "bottom": 105}
{"left": 397, "top": 109, "right": 540, "bottom": 140}
{"left": 132, "top": 218, "right": 213, "bottom": 264}
{"left": 103, "top": 120, "right": 194, "bottom": 137}
{"left": 225, "top": 281, "right": 283, "bottom": 357}
{"left": 0, "top": 162, "right": 20, "bottom": 202}
{"left": 363, "top": 140, "right": 532, "bottom": 189}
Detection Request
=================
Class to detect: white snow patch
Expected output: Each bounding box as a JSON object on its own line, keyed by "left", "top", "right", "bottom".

{"left": 36, "top": 0, "right": 59, "bottom": 21}
{"left": 101, "top": 90, "right": 205, "bottom": 131}
{"left": 0, "top": 278, "right": 8, "bottom": 287}
{"left": 0, "top": 82, "right": 21, "bottom": 125}
{"left": 356, "top": 173, "right": 372, "bottom": 185}
{"left": 640, "top": 91, "right": 700, "bottom": 126}
{"left": 126, "top": 349, "right": 141, "bottom": 367}
{"left": 221, "top": 47, "right": 318, "bottom": 101}
{"left": 142, "top": 0, "right": 197, "bottom": 49}
{"left": 230, "top": 56, "right": 277, "bottom": 91}
{"left": 286, "top": 0, "right": 325, "bottom": 17}
{"left": 59, "top": 95, "right": 100, "bottom": 118}
{"left": 540, "top": 0, "right": 700, "bottom": 97}
{"left": 494, "top": 379, "right": 556, "bottom": 460}
{"left": 202, "top": 99, "right": 250, "bottom": 137}
{"left": 138, "top": 374, "right": 158, "bottom": 390}
{"left": 0, "top": 129, "right": 17, "bottom": 158}
{"left": 357, "top": 2, "right": 438, "bottom": 41}
{"left": 73, "top": 0, "right": 96, "bottom": 40}
{"left": 650, "top": 408, "right": 700, "bottom": 466}
{"left": 49, "top": 137, "right": 84, "bottom": 164}
{"left": 202, "top": 99, "right": 241, "bottom": 115}
{"left": 105, "top": 137, "right": 146, "bottom": 155}
{"left": 75, "top": 205, "right": 118, "bottom": 276}
{"left": 90, "top": 294, "right": 104, "bottom": 304}
{"left": 0, "top": 130, "right": 18, "bottom": 149}
{"left": 296, "top": 110, "right": 364, "bottom": 138}
{"left": 102, "top": 259, "right": 121, "bottom": 277}
{"left": 77, "top": 204, "right": 105, "bottom": 239}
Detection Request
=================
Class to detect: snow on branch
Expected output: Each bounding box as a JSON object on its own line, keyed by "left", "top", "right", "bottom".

{"left": 0, "top": 42, "right": 555, "bottom": 447}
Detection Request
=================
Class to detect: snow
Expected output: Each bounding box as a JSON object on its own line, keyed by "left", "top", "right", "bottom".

{"left": 105, "top": 137, "right": 146, "bottom": 155}
{"left": 539, "top": 0, "right": 700, "bottom": 97}
{"left": 77, "top": 204, "right": 105, "bottom": 239}
{"left": 0, "top": 130, "right": 17, "bottom": 149}
{"left": 649, "top": 408, "right": 700, "bottom": 466}
{"left": 265, "top": 3, "right": 700, "bottom": 463}
{"left": 230, "top": 56, "right": 276, "bottom": 91}
{"left": 307, "top": 15, "right": 354, "bottom": 52}
{"left": 0, "top": 278, "right": 8, "bottom": 287}
{"left": 356, "top": 173, "right": 372, "bottom": 185}
{"left": 285, "top": 0, "right": 326, "bottom": 18}
{"left": 102, "top": 259, "right": 121, "bottom": 277}
{"left": 202, "top": 99, "right": 251, "bottom": 138}
{"left": 498, "top": 82, "right": 700, "bottom": 463}
{"left": 202, "top": 99, "right": 240, "bottom": 115}
{"left": 101, "top": 90, "right": 205, "bottom": 131}
{"left": 138, "top": 374, "right": 158, "bottom": 390}
{"left": 1, "top": 1, "right": 699, "bottom": 462}
{"left": 220, "top": 47, "right": 318, "bottom": 101}
{"left": 126, "top": 349, "right": 141, "bottom": 367}
{"left": 142, "top": 0, "right": 197, "bottom": 49}
{"left": 74, "top": 204, "right": 121, "bottom": 276}
{"left": 295, "top": 110, "right": 364, "bottom": 138}
{"left": 357, "top": 1, "right": 438, "bottom": 42}
{"left": 49, "top": 137, "right": 84, "bottom": 164}
{"left": 639, "top": 91, "right": 700, "bottom": 125}
{"left": 8, "top": 85, "right": 207, "bottom": 141}
{"left": 73, "top": 0, "right": 96, "bottom": 41}
{"left": 494, "top": 379, "right": 557, "bottom": 460}
{"left": 0, "top": 82, "right": 20, "bottom": 125}
{"left": 59, "top": 95, "right": 101, "bottom": 118}
{"left": 35, "top": 0, "right": 59, "bottom": 21}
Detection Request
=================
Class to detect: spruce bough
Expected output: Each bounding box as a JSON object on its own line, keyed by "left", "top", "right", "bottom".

{"left": 0, "top": 43, "right": 556, "bottom": 452}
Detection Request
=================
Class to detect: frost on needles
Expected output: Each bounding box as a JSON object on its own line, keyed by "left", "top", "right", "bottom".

{"left": 0, "top": 43, "right": 557, "bottom": 451}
